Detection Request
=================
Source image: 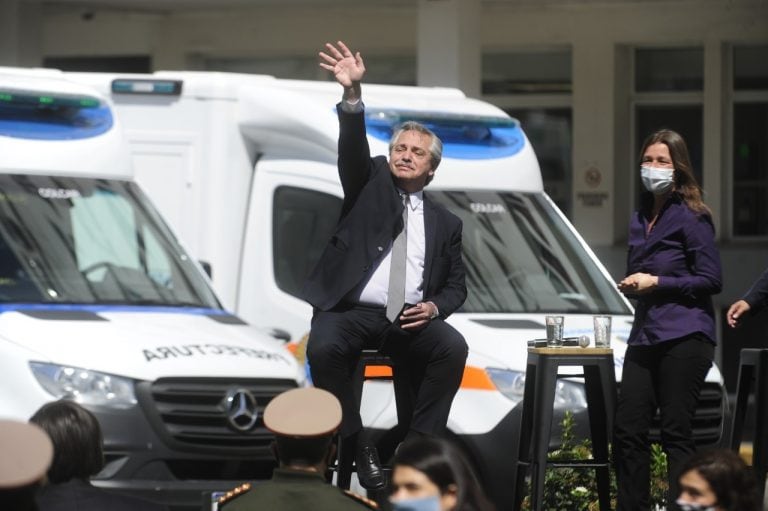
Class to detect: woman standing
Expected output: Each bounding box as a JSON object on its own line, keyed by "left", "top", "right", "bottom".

{"left": 614, "top": 129, "right": 722, "bottom": 510}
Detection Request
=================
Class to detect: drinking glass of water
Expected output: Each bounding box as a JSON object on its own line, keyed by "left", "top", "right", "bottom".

{"left": 545, "top": 315, "right": 564, "bottom": 347}
{"left": 593, "top": 315, "right": 612, "bottom": 348}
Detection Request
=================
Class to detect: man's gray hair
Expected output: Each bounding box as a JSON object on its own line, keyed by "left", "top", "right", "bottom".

{"left": 389, "top": 121, "right": 443, "bottom": 177}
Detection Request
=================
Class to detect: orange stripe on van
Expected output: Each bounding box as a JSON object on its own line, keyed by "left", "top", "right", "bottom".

{"left": 459, "top": 366, "right": 496, "bottom": 390}
{"left": 363, "top": 365, "right": 496, "bottom": 390}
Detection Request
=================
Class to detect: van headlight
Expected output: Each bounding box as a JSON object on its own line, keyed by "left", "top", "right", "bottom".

{"left": 485, "top": 368, "right": 526, "bottom": 404}
{"left": 486, "top": 368, "right": 587, "bottom": 409}
{"left": 30, "top": 362, "right": 137, "bottom": 409}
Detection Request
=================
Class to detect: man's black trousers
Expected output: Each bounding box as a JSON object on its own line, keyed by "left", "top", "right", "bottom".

{"left": 306, "top": 303, "right": 468, "bottom": 439}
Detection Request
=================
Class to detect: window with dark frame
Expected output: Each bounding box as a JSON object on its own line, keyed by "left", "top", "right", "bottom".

{"left": 732, "top": 45, "right": 768, "bottom": 237}
{"left": 632, "top": 47, "right": 704, "bottom": 210}
{"left": 272, "top": 186, "right": 342, "bottom": 299}
{"left": 482, "top": 49, "right": 573, "bottom": 218}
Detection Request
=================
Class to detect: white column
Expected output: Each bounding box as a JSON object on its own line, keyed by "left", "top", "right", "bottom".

{"left": 416, "top": 0, "right": 481, "bottom": 98}
{"left": 571, "top": 38, "right": 617, "bottom": 246}
{"left": 0, "top": 0, "right": 20, "bottom": 65}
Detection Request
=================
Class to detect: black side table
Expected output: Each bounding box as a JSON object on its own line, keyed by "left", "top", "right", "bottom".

{"left": 513, "top": 347, "right": 617, "bottom": 511}
{"left": 729, "top": 348, "right": 767, "bottom": 500}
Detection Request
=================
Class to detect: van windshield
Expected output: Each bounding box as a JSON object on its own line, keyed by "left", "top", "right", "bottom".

{"left": 0, "top": 174, "right": 220, "bottom": 308}
{"left": 429, "top": 190, "right": 630, "bottom": 314}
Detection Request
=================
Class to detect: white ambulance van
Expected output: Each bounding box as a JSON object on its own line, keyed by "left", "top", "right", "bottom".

{"left": 0, "top": 68, "right": 305, "bottom": 509}
{"left": 63, "top": 71, "right": 726, "bottom": 507}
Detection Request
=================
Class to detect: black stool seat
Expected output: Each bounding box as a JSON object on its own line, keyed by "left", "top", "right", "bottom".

{"left": 729, "top": 348, "right": 767, "bottom": 501}
{"left": 513, "top": 347, "right": 616, "bottom": 511}
{"left": 335, "top": 349, "right": 413, "bottom": 490}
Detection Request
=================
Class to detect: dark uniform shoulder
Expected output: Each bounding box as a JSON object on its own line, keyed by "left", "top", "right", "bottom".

{"left": 342, "top": 489, "right": 379, "bottom": 509}
{"left": 217, "top": 482, "right": 252, "bottom": 508}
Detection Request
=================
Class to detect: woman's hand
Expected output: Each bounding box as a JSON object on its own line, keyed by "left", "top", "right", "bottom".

{"left": 618, "top": 272, "right": 659, "bottom": 294}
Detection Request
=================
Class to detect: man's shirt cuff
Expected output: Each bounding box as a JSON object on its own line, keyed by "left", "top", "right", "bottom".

{"left": 340, "top": 98, "right": 363, "bottom": 113}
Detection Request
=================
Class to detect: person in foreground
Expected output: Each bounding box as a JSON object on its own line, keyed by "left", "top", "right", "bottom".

{"left": 0, "top": 419, "right": 53, "bottom": 511}
{"left": 302, "top": 40, "right": 468, "bottom": 490}
{"left": 614, "top": 129, "right": 722, "bottom": 511}
{"left": 726, "top": 266, "right": 768, "bottom": 328}
{"left": 30, "top": 400, "right": 167, "bottom": 511}
{"left": 676, "top": 449, "right": 761, "bottom": 511}
{"left": 389, "top": 437, "right": 494, "bottom": 511}
{"left": 218, "top": 387, "right": 377, "bottom": 510}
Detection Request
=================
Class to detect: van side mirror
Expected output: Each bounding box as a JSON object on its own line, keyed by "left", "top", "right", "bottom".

{"left": 199, "top": 260, "right": 212, "bottom": 279}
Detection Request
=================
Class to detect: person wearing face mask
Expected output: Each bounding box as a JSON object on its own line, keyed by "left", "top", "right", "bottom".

{"left": 388, "top": 437, "right": 494, "bottom": 511}
{"left": 614, "top": 129, "right": 723, "bottom": 511}
{"left": 676, "top": 449, "right": 761, "bottom": 511}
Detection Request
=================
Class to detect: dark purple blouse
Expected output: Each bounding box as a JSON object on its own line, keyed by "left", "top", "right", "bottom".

{"left": 625, "top": 193, "right": 722, "bottom": 345}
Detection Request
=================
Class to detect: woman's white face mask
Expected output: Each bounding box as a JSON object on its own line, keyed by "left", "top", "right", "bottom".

{"left": 675, "top": 498, "right": 718, "bottom": 511}
{"left": 641, "top": 165, "right": 675, "bottom": 195}
{"left": 390, "top": 495, "right": 442, "bottom": 511}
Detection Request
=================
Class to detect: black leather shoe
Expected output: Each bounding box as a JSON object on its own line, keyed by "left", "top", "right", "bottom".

{"left": 355, "top": 444, "right": 386, "bottom": 490}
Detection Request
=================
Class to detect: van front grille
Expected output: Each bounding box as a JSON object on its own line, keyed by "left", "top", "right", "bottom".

{"left": 139, "top": 378, "right": 298, "bottom": 449}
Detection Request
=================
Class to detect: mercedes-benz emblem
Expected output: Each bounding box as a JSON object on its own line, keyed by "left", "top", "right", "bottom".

{"left": 223, "top": 388, "right": 259, "bottom": 432}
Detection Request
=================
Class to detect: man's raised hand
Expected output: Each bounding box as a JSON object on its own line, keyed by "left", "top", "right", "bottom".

{"left": 319, "top": 41, "right": 365, "bottom": 90}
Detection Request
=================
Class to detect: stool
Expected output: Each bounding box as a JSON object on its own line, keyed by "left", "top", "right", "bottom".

{"left": 729, "top": 348, "right": 767, "bottom": 500}
{"left": 513, "top": 347, "right": 616, "bottom": 511}
{"left": 336, "top": 349, "right": 413, "bottom": 489}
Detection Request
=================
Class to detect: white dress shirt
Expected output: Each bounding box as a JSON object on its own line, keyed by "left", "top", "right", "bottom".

{"left": 340, "top": 98, "right": 430, "bottom": 310}
{"left": 353, "top": 190, "right": 426, "bottom": 308}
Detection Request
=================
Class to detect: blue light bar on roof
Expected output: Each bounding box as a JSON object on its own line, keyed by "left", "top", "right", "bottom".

{"left": 365, "top": 109, "right": 525, "bottom": 160}
{"left": 0, "top": 88, "right": 112, "bottom": 140}
{"left": 111, "top": 78, "right": 182, "bottom": 96}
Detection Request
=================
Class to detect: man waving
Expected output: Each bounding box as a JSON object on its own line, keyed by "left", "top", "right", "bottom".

{"left": 302, "top": 41, "right": 468, "bottom": 490}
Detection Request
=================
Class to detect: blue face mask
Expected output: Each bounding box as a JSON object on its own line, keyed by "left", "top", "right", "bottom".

{"left": 390, "top": 495, "right": 442, "bottom": 511}
{"left": 641, "top": 165, "right": 675, "bottom": 195}
{"left": 675, "top": 498, "right": 718, "bottom": 511}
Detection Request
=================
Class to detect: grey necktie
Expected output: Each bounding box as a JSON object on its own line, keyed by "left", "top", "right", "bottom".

{"left": 386, "top": 193, "right": 409, "bottom": 322}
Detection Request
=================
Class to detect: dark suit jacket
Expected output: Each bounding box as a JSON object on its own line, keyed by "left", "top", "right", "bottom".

{"left": 36, "top": 480, "right": 167, "bottom": 511}
{"left": 302, "top": 105, "right": 466, "bottom": 317}
{"left": 744, "top": 267, "right": 768, "bottom": 314}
